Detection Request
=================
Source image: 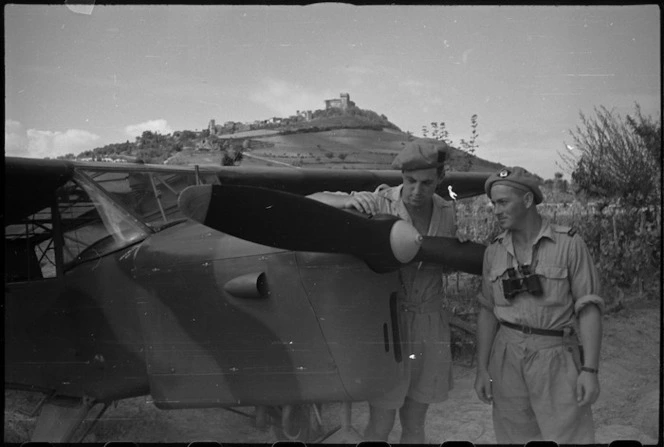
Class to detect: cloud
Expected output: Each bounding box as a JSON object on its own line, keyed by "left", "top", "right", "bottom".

{"left": 5, "top": 120, "right": 101, "bottom": 158}
{"left": 125, "top": 119, "right": 173, "bottom": 138}
{"left": 5, "top": 119, "right": 28, "bottom": 156}
{"left": 249, "top": 79, "right": 330, "bottom": 117}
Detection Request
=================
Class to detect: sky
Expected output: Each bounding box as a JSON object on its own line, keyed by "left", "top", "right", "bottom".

{"left": 4, "top": 4, "right": 661, "bottom": 179}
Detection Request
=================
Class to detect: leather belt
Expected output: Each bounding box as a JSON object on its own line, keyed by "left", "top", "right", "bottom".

{"left": 500, "top": 320, "right": 565, "bottom": 337}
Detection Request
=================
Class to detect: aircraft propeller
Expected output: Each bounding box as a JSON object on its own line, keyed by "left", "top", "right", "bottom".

{"left": 179, "top": 184, "right": 484, "bottom": 275}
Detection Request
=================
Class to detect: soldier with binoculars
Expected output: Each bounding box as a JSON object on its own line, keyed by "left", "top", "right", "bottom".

{"left": 474, "top": 167, "right": 604, "bottom": 444}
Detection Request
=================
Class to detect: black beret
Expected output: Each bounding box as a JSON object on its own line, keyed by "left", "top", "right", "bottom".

{"left": 485, "top": 166, "right": 544, "bottom": 204}
{"left": 392, "top": 141, "right": 447, "bottom": 171}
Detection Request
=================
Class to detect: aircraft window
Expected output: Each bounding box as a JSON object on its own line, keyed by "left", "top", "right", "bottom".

{"left": 58, "top": 178, "right": 148, "bottom": 267}
{"left": 82, "top": 169, "right": 213, "bottom": 228}
{"left": 5, "top": 206, "right": 57, "bottom": 281}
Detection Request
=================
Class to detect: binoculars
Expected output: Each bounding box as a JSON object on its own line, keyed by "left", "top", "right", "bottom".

{"left": 502, "top": 264, "right": 543, "bottom": 301}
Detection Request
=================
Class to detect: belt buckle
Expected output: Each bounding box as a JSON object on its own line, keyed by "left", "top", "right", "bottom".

{"left": 522, "top": 325, "right": 533, "bottom": 335}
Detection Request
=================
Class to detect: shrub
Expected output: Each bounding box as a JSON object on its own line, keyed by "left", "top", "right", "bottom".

{"left": 560, "top": 103, "right": 661, "bottom": 209}
{"left": 450, "top": 196, "right": 661, "bottom": 311}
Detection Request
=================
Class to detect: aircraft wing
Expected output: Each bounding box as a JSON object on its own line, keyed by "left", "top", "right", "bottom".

{"left": 439, "top": 172, "right": 491, "bottom": 200}
{"left": 211, "top": 166, "right": 490, "bottom": 200}
{"left": 65, "top": 159, "right": 490, "bottom": 199}
{"left": 4, "top": 157, "right": 490, "bottom": 226}
{"left": 4, "top": 157, "right": 74, "bottom": 224}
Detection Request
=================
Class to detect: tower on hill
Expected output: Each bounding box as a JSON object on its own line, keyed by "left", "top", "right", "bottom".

{"left": 325, "top": 93, "right": 355, "bottom": 111}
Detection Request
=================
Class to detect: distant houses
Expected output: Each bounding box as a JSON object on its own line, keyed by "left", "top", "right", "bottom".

{"left": 77, "top": 157, "right": 127, "bottom": 163}
{"left": 205, "top": 92, "right": 357, "bottom": 137}
{"left": 196, "top": 138, "right": 217, "bottom": 151}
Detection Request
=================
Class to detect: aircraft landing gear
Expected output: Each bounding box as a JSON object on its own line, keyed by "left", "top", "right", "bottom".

{"left": 30, "top": 395, "right": 108, "bottom": 443}
{"left": 269, "top": 403, "right": 324, "bottom": 442}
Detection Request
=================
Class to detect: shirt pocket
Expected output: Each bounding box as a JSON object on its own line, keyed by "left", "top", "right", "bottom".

{"left": 534, "top": 264, "right": 571, "bottom": 306}
{"left": 489, "top": 267, "right": 512, "bottom": 307}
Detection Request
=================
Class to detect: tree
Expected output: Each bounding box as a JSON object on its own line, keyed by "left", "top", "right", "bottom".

{"left": 437, "top": 122, "right": 453, "bottom": 147}
{"left": 458, "top": 114, "right": 479, "bottom": 172}
{"left": 419, "top": 116, "right": 479, "bottom": 171}
{"left": 430, "top": 122, "right": 439, "bottom": 140}
{"left": 551, "top": 172, "right": 568, "bottom": 194}
{"left": 560, "top": 103, "right": 661, "bottom": 208}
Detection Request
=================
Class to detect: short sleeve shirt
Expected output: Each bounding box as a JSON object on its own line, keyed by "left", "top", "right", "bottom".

{"left": 355, "top": 184, "right": 457, "bottom": 303}
{"left": 477, "top": 218, "right": 604, "bottom": 330}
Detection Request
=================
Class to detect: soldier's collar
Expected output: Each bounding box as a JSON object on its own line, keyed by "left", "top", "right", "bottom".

{"left": 536, "top": 218, "right": 556, "bottom": 244}
{"left": 495, "top": 217, "right": 555, "bottom": 246}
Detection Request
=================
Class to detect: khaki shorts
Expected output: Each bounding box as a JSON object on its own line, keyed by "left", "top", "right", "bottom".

{"left": 371, "top": 309, "right": 453, "bottom": 409}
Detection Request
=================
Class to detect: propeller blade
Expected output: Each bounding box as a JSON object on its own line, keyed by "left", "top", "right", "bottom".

{"left": 178, "top": 184, "right": 422, "bottom": 272}
{"left": 415, "top": 237, "right": 486, "bottom": 276}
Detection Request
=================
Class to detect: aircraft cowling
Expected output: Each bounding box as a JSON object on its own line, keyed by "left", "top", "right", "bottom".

{"left": 129, "top": 220, "right": 407, "bottom": 407}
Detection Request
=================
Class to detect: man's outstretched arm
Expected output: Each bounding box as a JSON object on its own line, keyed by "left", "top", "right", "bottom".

{"left": 308, "top": 191, "right": 381, "bottom": 215}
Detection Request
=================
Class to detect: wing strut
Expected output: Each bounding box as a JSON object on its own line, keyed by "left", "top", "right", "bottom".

{"left": 31, "top": 396, "right": 94, "bottom": 442}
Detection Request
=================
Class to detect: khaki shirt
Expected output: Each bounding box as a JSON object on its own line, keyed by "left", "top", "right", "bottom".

{"left": 477, "top": 218, "right": 604, "bottom": 330}
{"left": 339, "top": 184, "right": 458, "bottom": 404}
{"left": 365, "top": 184, "right": 456, "bottom": 302}
{"left": 334, "top": 183, "right": 457, "bottom": 301}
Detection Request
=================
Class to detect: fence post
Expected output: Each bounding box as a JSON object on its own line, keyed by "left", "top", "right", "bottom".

{"left": 612, "top": 213, "right": 618, "bottom": 244}
{"left": 657, "top": 206, "right": 661, "bottom": 229}
{"left": 595, "top": 212, "right": 602, "bottom": 261}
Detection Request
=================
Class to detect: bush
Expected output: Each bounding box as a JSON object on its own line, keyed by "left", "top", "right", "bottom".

{"left": 561, "top": 103, "right": 661, "bottom": 209}
{"left": 451, "top": 196, "right": 661, "bottom": 309}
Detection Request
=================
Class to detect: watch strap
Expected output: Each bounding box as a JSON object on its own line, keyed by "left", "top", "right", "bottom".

{"left": 581, "top": 366, "right": 598, "bottom": 374}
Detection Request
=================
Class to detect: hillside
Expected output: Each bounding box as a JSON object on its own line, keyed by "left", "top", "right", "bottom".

{"left": 68, "top": 111, "right": 503, "bottom": 173}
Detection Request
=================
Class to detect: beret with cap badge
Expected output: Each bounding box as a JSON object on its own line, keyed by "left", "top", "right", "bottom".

{"left": 392, "top": 141, "right": 447, "bottom": 171}
{"left": 485, "top": 166, "right": 544, "bottom": 204}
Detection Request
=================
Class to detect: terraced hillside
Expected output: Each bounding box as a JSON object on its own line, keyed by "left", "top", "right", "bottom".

{"left": 167, "top": 128, "right": 504, "bottom": 173}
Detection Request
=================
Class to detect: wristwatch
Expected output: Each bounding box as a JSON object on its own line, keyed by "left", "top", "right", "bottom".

{"left": 581, "top": 366, "right": 599, "bottom": 374}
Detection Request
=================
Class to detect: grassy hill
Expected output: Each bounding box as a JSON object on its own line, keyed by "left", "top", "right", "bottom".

{"left": 164, "top": 127, "right": 503, "bottom": 173}
{"left": 70, "top": 109, "right": 504, "bottom": 173}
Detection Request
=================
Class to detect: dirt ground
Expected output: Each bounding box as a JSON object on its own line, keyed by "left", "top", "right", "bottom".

{"left": 4, "top": 298, "right": 660, "bottom": 444}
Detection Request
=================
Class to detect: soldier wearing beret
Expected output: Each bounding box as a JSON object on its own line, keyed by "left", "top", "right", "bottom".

{"left": 308, "top": 141, "right": 460, "bottom": 443}
{"left": 474, "top": 166, "right": 604, "bottom": 444}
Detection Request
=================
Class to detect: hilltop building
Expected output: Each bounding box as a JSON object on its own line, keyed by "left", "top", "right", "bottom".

{"left": 325, "top": 93, "right": 354, "bottom": 111}
{"left": 296, "top": 110, "right": 313, "bottom": 121}
{"left": 205, "top": 93, "right": 352, "bottom": 135}
{"left": 208, "top": 119, "right": 218, "bottom": 135}
{"left": 208, "top": 119, "right": 252, "bottom": 135}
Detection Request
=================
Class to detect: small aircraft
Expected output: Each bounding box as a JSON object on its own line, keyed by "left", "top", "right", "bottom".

{"left": 4, "top": 156, "right": 488, "bottom": 442}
